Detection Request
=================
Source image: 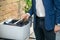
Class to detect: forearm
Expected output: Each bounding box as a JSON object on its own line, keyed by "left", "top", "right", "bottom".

{"left": 54, "top": 0, "right": 60, "bottom": 24}
{"left": 28, "top": 7, "right": 33, "bottom": 16}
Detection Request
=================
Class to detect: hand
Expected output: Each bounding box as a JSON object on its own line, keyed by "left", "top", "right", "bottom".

{"left": 21, "top": 13, "right": 30, "bottom": 21}
{"left": 54, "top": 25, "right": 60, "bottom": 33}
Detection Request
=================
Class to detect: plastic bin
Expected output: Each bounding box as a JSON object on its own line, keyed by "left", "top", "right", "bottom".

{"left": 0, "top": 18, "right": 32, "bottom": 40}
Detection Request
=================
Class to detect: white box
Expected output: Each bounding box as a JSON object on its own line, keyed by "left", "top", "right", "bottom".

{"left": 0, "top": 19, "right": 31, "bottom": 40}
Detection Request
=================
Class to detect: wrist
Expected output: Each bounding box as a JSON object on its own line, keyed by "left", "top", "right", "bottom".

{"left": 55, "top": 24, "right": 60, "bottom": 27}
{"left": 57, "top": 24, "right": 60, "bottom": 27}
{"left": 26, "top": 13, "right": 30, "bottom": 17}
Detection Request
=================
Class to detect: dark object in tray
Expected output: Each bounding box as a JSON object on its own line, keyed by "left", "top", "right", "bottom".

{"left": 4, "top": 19, "right": 29, "bottom": 27}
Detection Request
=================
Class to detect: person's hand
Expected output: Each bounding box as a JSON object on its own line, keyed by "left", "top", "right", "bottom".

{"left": 54, "top": 25, "right": 60, "bottom": 33}
{"left": 21, "top": 13, "right": 30, "bottom": 21}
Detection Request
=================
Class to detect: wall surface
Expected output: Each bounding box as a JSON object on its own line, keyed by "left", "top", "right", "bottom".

{"left": 0, "top": 0, "right": 26, "bottom": 22}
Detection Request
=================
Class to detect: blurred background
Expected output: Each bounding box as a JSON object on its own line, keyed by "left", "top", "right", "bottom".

{"left": 0, "top": 0, "right": 32, "bottom": 22}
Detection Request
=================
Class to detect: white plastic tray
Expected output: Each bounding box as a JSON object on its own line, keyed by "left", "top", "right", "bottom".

{"left": 0, "top": 20, "right": 31, "bottom": 40}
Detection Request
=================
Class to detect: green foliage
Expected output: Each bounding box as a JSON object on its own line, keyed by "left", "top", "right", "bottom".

{"left": 24, "top": 0, "right": 32, "bottom": 13}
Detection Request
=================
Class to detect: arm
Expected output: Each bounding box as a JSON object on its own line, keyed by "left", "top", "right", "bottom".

{"left": 54, "top": 0, "right": 60, "bottom": 32}
{"left": 54, "top": 0, "right": 60, "bottom": 24}
{"left": 28, "top": 0, "right": 34, "bottom": 16}
{"left": 21, "top": 0, "right": 35, "bottom": 21}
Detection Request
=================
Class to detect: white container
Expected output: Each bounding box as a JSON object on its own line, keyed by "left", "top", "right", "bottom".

{"left": 0, "top": 19, "right": 31, "bottom": 40}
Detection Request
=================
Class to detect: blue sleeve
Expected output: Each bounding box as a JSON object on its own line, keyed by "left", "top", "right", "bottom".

{"left": 28, "top": 0, "right": 34, "bottom": 16}
{"left": 28, "top": 7, "right": 33, "bottom": 16}
{"left": 54, "top": 0, "right": 60, "bottom": 24}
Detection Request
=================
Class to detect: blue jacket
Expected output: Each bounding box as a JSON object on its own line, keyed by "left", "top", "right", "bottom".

{"left": 28, "top": 0, "right": 60, "bottom": 31}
